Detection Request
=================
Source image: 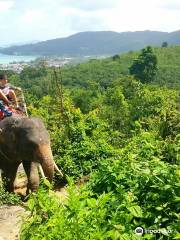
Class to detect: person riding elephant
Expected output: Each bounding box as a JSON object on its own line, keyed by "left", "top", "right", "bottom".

{"left": 0, "top": 115, "right": 63, "bottom": 193}
{"left": 0, "top": 74, "right": 22, "bottom": 109}
{"left": 0, "top": 73, "right": 23, "bottom": 119}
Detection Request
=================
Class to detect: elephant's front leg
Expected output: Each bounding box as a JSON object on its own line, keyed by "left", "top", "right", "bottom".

{"left": 1, "top": 163, "right": 19, "bottom": 192}
{"left": 23, "top": 161, "right": 39, "bottom": 194}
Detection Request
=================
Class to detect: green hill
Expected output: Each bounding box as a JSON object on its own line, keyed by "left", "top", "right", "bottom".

{"left": 9, "top": 45, "right": 180, "bottom": 102}
{"left": 1, "top": 30, "right": 180, "bottom": 56}
{"left": 60, "top": 45, "right": 180, "bottom": 89}
{"left": 7, "top": 44, "right": 178, "bottom": 117}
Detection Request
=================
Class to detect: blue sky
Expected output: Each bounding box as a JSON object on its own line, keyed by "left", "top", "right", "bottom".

{"left": 0, "top": 0, "right": 180, "bottom": 45}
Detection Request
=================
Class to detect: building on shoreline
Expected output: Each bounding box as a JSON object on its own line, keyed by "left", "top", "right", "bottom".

{"left": 0, "top": 57, "right": 72, "bottom": 73}
{"left": 0, "top": 63, "right": 28, "bottom": 73}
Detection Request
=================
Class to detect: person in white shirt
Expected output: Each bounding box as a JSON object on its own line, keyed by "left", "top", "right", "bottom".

{"left": 0, "top": 73, "right": 21, "bottom": 109}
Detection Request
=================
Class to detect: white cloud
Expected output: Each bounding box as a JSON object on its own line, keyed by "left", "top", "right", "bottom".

{"left": 0, "top": 0, "right": 14, "bottom": 13}
{"left": 20, "top": 9, "right": 47, "bottom": 24}
{"left": 86, "top": 0, "right": 180, "bottom": 32}
{"left": 53, "top": 7, "right": 107, "bottom": 33}
{"left": 0, "top": 0, "right": 180, "bottom": 45}
{"left": 157, "top": 0, "right": 180, "bottom": 10}
{"left": 59, "top": 0, "right": 120, "bottom": 11}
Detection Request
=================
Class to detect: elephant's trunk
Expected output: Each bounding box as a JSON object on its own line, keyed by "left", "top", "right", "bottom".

{"left": 35, "top": 144, "right": 54, "bottom": 182}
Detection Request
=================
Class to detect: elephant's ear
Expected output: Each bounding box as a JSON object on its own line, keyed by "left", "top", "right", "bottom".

{"left": 0, "top": 125, "right": 16, "bottom": 148}
{"left": 0, "top": 118, "right": 20, "bottom": 148}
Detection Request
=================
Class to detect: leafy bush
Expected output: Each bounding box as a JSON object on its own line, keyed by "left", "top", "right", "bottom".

{"left": 0, "top": 186, "right": 21, "bottom": 205}
{"left": 20, "top": 133, "right": 179, "bottom": 239}
{"left": 20, "top": 182, "right": 117, "bottom": 240}
{"left": 29, "top": 95, "right": 117, "bottom": 178}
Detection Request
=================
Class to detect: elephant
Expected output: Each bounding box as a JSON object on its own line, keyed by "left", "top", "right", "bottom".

{"left": 0, "top": 115, "right": 62, "bottom": 194}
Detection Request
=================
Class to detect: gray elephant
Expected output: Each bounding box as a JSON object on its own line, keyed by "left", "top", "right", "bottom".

{"left": 0, "top": 116, "right": 62, "bottom": 193}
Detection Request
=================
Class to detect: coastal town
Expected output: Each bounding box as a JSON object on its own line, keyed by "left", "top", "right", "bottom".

{"left": 0, "top": 57, "right": 73, "bottom": 73}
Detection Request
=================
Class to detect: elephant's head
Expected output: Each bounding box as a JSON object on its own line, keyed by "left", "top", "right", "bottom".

{"left": 18, "top": 117, "right": 55, "bottom": 181}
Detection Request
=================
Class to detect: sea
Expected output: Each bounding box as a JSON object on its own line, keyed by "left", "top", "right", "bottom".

{"left": 0, "top": 53, "right": 36, "bottom": 64}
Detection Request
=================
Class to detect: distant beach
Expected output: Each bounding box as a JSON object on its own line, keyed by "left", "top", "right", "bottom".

{"left": 0, "top": 53, "right": 36, "bottom": 64}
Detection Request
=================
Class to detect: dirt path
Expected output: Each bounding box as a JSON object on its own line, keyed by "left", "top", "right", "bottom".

{"left": 0, "top": 205, "right": 26, "bottom": 240}
{"left": 0, "top": 165, "right": 27, "bottom": 240}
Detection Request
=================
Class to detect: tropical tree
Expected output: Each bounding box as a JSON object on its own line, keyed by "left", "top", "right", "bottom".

{"left": 162, "top": 41, "right": 168, "bottom": 48}
{"left": 129, "top": 46, "right": 158, "bottom": 83}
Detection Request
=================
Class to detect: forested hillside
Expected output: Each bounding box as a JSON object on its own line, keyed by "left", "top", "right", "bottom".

{"left": 1, "top": 45, "right": 179, "bottom": 239}
{"left": 1, "top": 30, "right": 180, "bottom": 56}
{"left": 8, "top": 45, "right": 180, "bottom": 99}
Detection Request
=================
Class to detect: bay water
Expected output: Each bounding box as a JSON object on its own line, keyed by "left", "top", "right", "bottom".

{"left": 0, "top": 53, "right": 36, "bottom": 64}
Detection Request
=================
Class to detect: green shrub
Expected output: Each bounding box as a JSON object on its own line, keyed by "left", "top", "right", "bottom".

{"left": 21, "top": 133, "right": 180, "bottom": 240}
{"left": 87, "top": 132, "right": 180, "bottom": 239}
{"left": 0, "top": 186, "right": 21, "bottom": 205}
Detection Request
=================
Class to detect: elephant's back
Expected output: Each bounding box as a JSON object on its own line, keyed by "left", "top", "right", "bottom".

{"left": 0, "top": 116, "right": 46, "bottom": 132}
{"left": 0, "top": 115, "right": 27, "bottom": 129}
